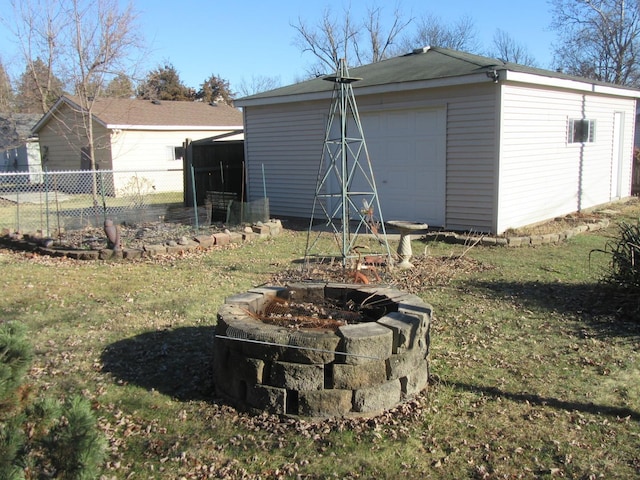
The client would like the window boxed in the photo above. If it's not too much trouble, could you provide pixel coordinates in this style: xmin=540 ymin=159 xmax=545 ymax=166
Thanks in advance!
xmin=568 ymin=119 xmax=596 ymax=143
xmin=168 ymin=146 xmax=184 ymax=161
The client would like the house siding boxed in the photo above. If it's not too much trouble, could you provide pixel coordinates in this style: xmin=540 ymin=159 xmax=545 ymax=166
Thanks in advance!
xmin=110 ymin=129 xmax=230 ymax=194
xmin=243 ymin=83 xmax=500 ymax=232
xmin=498 ymin=84 xmax=636 ymax=232
xmin=443 ymin=84 xmax=499 ymax=232
xmin=244 ymin=103 xmax=326 ymax=218
xmin=37 ymin=100 xmax=238 ymax=195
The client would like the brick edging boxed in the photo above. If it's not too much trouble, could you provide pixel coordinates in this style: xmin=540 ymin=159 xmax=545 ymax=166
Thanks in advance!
xmin=0 ymin=220 xmax=283 ymax=260
xmin=431 ymin=218 xmax=610 ymax=247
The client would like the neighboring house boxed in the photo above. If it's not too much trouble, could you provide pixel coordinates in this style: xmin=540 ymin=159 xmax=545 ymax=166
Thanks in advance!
xmin=0 ymin=113 xmax=43 ymax=182
xmin=32 ymin=95 xmax=243 ymax=195
xmin=236 ymin=47 xmax=640 ymax=234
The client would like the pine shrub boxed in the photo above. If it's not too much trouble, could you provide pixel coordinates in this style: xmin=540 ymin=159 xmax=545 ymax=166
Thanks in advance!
xmin=0 ymin=322 xmax=106 ymax=478
xmin=0 ymin=321 xmax=31 ymax=479
xmin=0 ymin=414 xmax=26 ymax=480
xmin=0 ymin=321 xmax=32 ymax=412
xmin=44 ymin=396 xmax=107 ymax=480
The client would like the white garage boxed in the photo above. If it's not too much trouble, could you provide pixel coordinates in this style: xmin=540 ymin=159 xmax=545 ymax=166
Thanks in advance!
xmin=360 ymin=107 xmax=446 ymax=226
xmin=237 ymin=47 xmax=638 ymax=234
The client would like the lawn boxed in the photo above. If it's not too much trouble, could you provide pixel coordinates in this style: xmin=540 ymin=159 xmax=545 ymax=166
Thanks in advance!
xmin=1 ymin=202 xmax=639 ymax=479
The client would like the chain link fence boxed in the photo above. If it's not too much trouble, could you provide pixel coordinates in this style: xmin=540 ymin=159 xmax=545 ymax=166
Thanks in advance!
xmin=0 ymin=168 xmax=269 ymax=237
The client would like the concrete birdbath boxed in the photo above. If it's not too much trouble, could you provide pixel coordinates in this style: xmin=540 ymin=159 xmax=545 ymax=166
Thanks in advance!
xmin=387 ymin=221 xmax=429 ymax=269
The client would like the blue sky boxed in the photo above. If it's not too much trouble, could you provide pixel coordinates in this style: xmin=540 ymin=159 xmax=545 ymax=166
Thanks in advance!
xmin=0 ymin=0 xmax=556 ymax=94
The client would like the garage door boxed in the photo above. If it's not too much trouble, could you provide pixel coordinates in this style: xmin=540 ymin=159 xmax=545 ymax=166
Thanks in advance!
xmin=358 ymin=107 xmax=446 ymax=226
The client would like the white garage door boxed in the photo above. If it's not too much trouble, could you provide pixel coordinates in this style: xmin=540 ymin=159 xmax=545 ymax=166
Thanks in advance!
xmin=359 ymin=107 xmax=446 ymax=226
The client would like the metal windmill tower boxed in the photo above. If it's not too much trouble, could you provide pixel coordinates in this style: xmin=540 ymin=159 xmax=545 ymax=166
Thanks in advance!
xmin=304 ymin=59 xmax=392 ymax=267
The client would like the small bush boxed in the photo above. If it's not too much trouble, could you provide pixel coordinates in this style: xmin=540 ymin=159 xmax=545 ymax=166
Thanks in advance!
xmin=43 ymin=396 xmax=107 ymax=480
xmin=598 ymin=219 xmax=640 ymax=319
xmin=0 ymin=414 xmax=26 ymax=480
xmin=0 ymin=323 xmax=106 ymax=478
xmin=0 ymin=322 xmax=32 ymax=412
xmin=602 ymin=220 xmax=640 ymax=288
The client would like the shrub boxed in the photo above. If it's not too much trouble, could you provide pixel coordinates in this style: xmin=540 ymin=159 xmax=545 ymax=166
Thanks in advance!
xmin=43 ymin=396 xmax=107 ymax=480
xmin=0 ymin=322 xmax=106 ymax=478
xmin=0 ymin=322 xmax=32 ymax=412
xmin=597 ymin=219 xmax=640 ymax=319
xmin=602 ymin=220 xmax=640 ymax=288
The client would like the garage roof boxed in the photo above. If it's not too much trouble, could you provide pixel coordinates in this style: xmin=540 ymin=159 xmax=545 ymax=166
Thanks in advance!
xmin=237 ymin=46 xmax=640 ymax=106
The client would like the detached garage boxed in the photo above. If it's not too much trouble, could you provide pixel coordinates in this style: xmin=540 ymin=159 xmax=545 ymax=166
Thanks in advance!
xmin=236 ymin=47 xmax=639 ymax=234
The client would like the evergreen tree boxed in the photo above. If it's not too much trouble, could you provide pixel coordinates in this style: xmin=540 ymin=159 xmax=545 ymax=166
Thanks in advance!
xmin=0 ymin=322 xmax=32 ymax=411
xmin=105 ymin=73 xmax=134 ymax=98
xmin=44 ymin=396 xmax=106 ymax=480
xmin=137 ymin=63 xmax=195 ymax=101
xmin=197 ymin=74 xmax=234 ymax=105
xmin=0 ymin=321 xmax=31 ymax=479
xmin=0 ymin=61 xmax=14 ymax=112
xmin=0 ymin=322 xmax=106 ymax=478
xmin=15 ymin=58 xmax=64 ymax=114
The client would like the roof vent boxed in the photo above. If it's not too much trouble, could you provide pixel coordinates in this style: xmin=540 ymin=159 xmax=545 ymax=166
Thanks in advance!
xmin=209 ymin=101 xmax=218 ymax=107
xmin=151 ymin=99 xmax=161 ymax=105
xmin=413 ymin=46 xmax=431 ymax=54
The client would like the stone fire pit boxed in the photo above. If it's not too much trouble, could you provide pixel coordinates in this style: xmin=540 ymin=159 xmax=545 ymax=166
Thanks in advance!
xmin=213 ymin=283 xmax=431 ymax=417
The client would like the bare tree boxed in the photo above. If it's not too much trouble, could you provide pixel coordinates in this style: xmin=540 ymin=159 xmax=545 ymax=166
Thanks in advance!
xmin=7 ymin=0 xmax=67 ymax=114
xmin=488 ymin=29 xmax=537 ymax=66
xmin=550 ymin=0 xmax=640 ymax=86
xmin=355 ymin=5 xmax=413 ymax=64
xmin=291 ymin=3 xmax=412 ymax=76
xmin=400 ymin=13 xmax=480 ymax=53
xmin=6 ymin=0 xmax=143 ymax=207
xmin=292 ymin=6 xmax=358 ymax=76
xmin=236 ymin=75 xmax=282 ymax=97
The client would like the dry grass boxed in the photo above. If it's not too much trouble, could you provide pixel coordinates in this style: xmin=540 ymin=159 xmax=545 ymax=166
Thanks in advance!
xmin=1 ymin=205 xmax=640 ymax=479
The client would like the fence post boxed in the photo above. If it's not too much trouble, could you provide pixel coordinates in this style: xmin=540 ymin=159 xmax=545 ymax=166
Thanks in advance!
xmin=99 ymin=170 xmax=107 ymax=223
xmin=45 ymin=168 xmax=50 ymax=237
xmin=15 ymin=188 xmax=19 ymax=233
xmin=190 ymin=163 xmax=199 ymax=231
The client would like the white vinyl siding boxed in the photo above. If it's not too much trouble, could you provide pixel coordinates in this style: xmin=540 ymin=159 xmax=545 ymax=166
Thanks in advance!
xmin=39 ymin=99 xmax=237 ymax=195
xmin=445 ymin=84 xmax=499 ymax=232
xmin=110 ymin=129 xmax=229 ymax=193
xmin=244 ymin=103 xmax=326 ymax=218
xmin=243 ymin=83 xmax=499 ymax=232
xmin=498 ymin=84 xmax=636 ymax=233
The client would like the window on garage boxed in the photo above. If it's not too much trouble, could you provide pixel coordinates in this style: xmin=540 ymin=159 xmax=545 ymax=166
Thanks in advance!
xmin=568 ymin=118 xmax=596 ymax=143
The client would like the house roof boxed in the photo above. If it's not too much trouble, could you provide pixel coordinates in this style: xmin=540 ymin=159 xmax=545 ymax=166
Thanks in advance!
xmin=0 ymin=113 xmax=41 ymax=150
xmin=237 ymin=46 xmax=640 ymax=106
xmin=33 ymin=95 xmax=243 ymax=133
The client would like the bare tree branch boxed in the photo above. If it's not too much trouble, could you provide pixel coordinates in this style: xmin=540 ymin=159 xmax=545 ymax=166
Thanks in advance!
xmin=400 ymin=13 xmax=480 ymax=53
xmin=488 ymin=29 xmax=537 ymax=66
xmin=291 ymin=3 xmax=412 ymax=76
xmin=550 ymin=0 xmax=640 ymax=86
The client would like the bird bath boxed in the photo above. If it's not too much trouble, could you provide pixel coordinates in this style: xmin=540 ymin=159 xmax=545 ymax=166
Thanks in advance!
xmin=387 ymin=221 xmax=429 ymax=269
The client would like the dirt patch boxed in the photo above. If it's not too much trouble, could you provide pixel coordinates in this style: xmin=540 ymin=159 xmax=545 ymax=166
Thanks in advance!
xmin=38 ymin=222 xmax=225 ymax=250
xmin=270 ymin=254 xmax=492 ymax=294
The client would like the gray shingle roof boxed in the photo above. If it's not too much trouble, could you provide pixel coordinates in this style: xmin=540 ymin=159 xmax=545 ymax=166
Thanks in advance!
xmin=0 ymin=113 xmax=41 ymax=150
xmin=237 ymin=46 xmax=639 ymax=104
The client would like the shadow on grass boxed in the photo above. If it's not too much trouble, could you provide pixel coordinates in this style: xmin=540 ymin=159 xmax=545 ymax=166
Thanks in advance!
xmin=468 ymin=279 xmax=640 ymax=340
xmin=101 ymin=326 xmax=217 ymax=401
xmin=451 ymin=381 xmax=640 ymax=421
